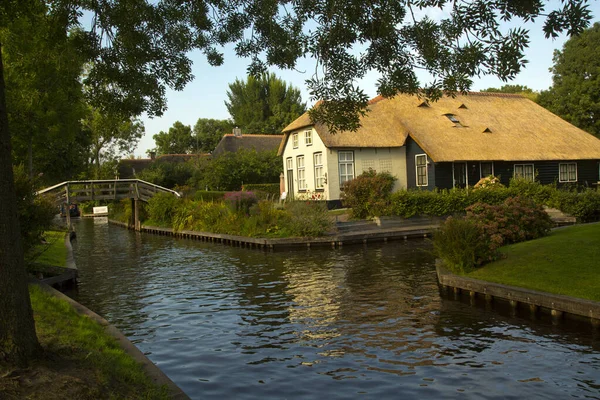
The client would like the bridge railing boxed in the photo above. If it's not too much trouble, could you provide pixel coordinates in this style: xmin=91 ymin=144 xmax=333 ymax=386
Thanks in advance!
xmin=37 ymin=179 xmax=181 ymax=204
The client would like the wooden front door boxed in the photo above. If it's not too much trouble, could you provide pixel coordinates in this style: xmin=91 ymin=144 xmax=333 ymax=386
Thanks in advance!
xmin=453 ymin=162 xmax=467 ymax=188
xmin=286 ymin=158 xmax=294 ymax=199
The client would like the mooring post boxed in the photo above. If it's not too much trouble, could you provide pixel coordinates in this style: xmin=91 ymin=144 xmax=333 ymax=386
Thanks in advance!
xmin=134 ymin=198 xmax=140 ymax=231
xmin=65 ymin=183 xmax=71 ymax=231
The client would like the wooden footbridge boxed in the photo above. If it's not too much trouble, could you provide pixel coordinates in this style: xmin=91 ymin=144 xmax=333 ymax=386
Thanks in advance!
xmin=37 ymin=179 xmax=180 ymax=230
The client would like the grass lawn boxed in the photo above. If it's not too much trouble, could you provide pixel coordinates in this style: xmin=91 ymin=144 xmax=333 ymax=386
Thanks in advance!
xmin=29 ymin=230 xmax=68 ymax=266
xmin=468 ymin=223 xmax=600 ymax=302
xmin=0 ymin=235 xmax=170 ymax=399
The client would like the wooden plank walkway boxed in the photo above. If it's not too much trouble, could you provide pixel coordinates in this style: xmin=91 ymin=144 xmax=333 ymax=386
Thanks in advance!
xmin=109 ymin=219 xmax=438 ymax=251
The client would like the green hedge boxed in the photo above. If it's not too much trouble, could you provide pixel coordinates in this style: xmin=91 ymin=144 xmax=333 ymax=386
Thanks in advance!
xmin=389 ymin=180 xmax=600 ymax=222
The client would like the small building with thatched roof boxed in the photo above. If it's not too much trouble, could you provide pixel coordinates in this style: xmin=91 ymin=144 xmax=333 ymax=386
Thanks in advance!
xmin=212 ymin=132 xmax=284 ymax=157
xmin=278 ymin=92 xmax=600 ymax=202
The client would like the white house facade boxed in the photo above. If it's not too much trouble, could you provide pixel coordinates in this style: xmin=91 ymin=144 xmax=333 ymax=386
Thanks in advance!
xmin=280 ymin=126 xmax=408 ymax=202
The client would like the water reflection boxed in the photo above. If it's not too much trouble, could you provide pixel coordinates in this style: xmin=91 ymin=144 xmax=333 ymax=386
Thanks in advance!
xmin=70 ymin=219 xmax=600 ymax=399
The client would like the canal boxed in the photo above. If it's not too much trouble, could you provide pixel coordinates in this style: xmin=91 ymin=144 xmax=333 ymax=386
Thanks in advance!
xmin=69 ymin=218 xmax=600 ymax=399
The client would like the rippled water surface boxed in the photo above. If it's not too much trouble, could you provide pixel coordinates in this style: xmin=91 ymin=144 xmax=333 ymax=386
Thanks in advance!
xmin=70 ymin=219 xmax=600 ymax=399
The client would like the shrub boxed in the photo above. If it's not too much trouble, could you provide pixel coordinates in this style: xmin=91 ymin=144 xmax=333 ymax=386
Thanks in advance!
xmin=146 ymin=192 xmax=180 ymax=225
xmin=433 ymin=217 xmax=491 ymax=274
xmin=282 ymin=201 xmax=333 ymax=237
xmin=243 ymin=183 xmax=280 ymax=199
xmin=13 ymin=165 xmax=57 ymax=256
xmin=193 ymin=190 xmax=227 ymax=202
xmin=466 ymin=196 xmax=553 ymax=254
xmin=341 ymin=170 xmax=396 ymax=219
xmin=548 ymin=188 xmax=600 ymax=222
xmin=224 ymin=191 xmax=258 ymax=214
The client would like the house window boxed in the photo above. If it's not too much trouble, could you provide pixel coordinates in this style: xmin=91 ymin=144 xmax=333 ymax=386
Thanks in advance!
xmin=480 ymin=162 xmax=494 ymax=179
xmin=514 ymin=164 xmax=534 ymax=182
xmin=416 ymin=154 xmax=428 ymax=186
xmin=559 ymin=163 xmax=577 ymax=183
xmin=314 ymin=152 xmax=324 ymax=189
xmin=297 ymin=155 xmax=306 ymax=190
xmin=292 ymin=133 xmax=299 ymax=149
xmin=286 ymin=157 xmax=293 ymax=171
xmin=338 ymin=151 xmax=354 ymax=186
xmin=305 ymin=130 xmax=313 ymax=146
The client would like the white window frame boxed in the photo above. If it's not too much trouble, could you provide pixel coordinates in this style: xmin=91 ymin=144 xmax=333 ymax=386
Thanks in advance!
xmin=338 ymin=151 xmax=355 ymax=187
xmin=416 ymin=154 xmax=428 ymax=187
xmin=480 ymin=162 xmax=494 ymax=179
xmin=292 ymin=133 xmax=299 ymax=149
xmin=559 ymin=162 xmax=577 ymax=183
xmin=305 ymin=130 xmax=313 ymax=146
xmin=314 ymin=152 xmax=325 ymax=189
xmin=286 ymin=157 xmax=293 ymax=171
xmin=297 ymin=155 xmax=306 ymax=190
xmin=514 ymin=164 xmax=534 ymax=182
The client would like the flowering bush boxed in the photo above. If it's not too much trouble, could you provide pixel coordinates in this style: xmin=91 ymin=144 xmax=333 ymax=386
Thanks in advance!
xmin=435 ymin=196 xmax=553 ymax=272
xmin=341 ymin=169 xmax=396 ymax=219
xmin=466 ymin=196 xmax=553 ymax=255
xmin=224 ymin=191 xmax=258 ymax=214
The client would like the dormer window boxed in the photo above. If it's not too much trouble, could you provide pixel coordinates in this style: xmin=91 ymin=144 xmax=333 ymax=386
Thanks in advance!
xmin=445 ymin=114 xmax=460 ymax=123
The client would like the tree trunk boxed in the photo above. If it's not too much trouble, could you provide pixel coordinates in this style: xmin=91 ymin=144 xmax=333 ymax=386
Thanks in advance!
xmin=0 ymin=41 xmax=41 ymax=367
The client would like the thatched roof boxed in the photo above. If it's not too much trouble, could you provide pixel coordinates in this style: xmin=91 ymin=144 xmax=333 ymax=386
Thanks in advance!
xmin=213 ymin=134 xmax=283 ymax=157
xmin=280 ymin=93 xmax=600 ymax=161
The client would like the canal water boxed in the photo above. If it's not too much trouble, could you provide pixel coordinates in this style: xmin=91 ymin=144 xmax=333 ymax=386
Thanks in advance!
xmin=69 ymin=218 xmax=600 ymax=399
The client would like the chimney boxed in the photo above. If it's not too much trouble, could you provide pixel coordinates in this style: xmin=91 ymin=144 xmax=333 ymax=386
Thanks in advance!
xmin=233 ymin=127 xmax=242 ymax=137
xmin=150 ymin=151 xmax=156 ymax=160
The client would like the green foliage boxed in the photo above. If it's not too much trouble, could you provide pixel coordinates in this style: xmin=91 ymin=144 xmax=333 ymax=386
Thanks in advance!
xmin=136 ymin=159 xmax=195 ymax=189
xmin=193 ymin=118 xmax=233 ymax=153
xmin=480 ymin=85 xmax=539 ymax=101
xmin=388 ymin=179 xmax=597 ymax=222
xmin=435 ymin=196 xmax=553 ymax=273
xmin=3 ymin=5 xmax=89 ymax=183
xmin=13 ymin=165 xmax=56 ymax=256
xmin=341 ymin=170 xmax=396 ymax=219
xmin=434 ymin=217 xmax=490 ymax=274
xmin=282 ymin=201 xmax=334 ymax=237
xmin=152 ymin=121 xmax=194 ymax=155
xmin=538 ymin=22 xmax=600 ymax=138
xmin=466 ymin=196 xmax=553 ymax=255
xmin=225 ymin=73 xmax=306 ymax=134
xmin=223 ymin=191 xmax=258 ymax=214
xmin=193 ymin=190 xmax=227 ymax=202
xmin=190 ymin=149 xmax=282 ymax=191
xmin=548 ymin=188 xmax=600 ymax=222
xmin=146 ymin=192 xmax=179 ymax=225
xmin=29 ymin=285 xmax=170 ymax=399
xmin=242 ymin=183 xmax=280 ymax=198
xmin=82 ymin=107 xmax=144 ymax=179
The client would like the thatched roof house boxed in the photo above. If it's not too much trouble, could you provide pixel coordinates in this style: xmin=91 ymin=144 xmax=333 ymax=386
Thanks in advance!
xmin=212 ymin=133 xmax=284 ymax=157
xmin=279 ymin=92 xmax=600 ymax=202
xmin=118 ymin=153 xmax=206 ymax=179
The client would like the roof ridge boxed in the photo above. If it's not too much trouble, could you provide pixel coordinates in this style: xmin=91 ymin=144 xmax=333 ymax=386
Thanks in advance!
xmin=466 ymin=91 xmax=525 ymax=98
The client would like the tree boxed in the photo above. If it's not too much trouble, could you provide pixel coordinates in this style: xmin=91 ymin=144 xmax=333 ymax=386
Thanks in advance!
xmin=481 ymin=84 xmax=539 ymax=102
xmin=538 ymin=22 xmax=600 ymax=138
xmin=152 ymin=121 xmax=194 ymax=155
xmin=0 ymin=0 xmax=593 ymax=367
xmin=2 ymin=3 xmax=89 ymax=183
xmin=83 ymin=108 xmax=145 ymax=179
xmin=225 ymin=73 xmax=306 ymax=134
xmin=193 ymin=118 xmax=233 ymax=153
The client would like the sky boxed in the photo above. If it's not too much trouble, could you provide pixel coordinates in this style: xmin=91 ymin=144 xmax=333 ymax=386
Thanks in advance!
xmin=134 ymin=1 xmax=600 ymax=157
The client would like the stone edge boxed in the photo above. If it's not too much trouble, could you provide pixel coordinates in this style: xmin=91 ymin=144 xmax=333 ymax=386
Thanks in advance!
xmin=436 ymin=263 xmax=600 ymax=323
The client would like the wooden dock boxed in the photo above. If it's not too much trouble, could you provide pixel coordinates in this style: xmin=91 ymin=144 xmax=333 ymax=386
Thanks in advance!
xmin=109 ymin=219 xmax=438 ymax=251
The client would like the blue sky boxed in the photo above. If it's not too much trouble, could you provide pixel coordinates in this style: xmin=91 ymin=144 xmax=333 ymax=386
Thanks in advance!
xmin=135 ymin=1 xmax=600 ymax=156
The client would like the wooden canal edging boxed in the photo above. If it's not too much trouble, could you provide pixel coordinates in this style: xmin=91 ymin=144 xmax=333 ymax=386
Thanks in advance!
xmin=436 ymin=263 xmax=600 ymax=327
xmin=108 ymin=219 xmax=437 ymax=250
